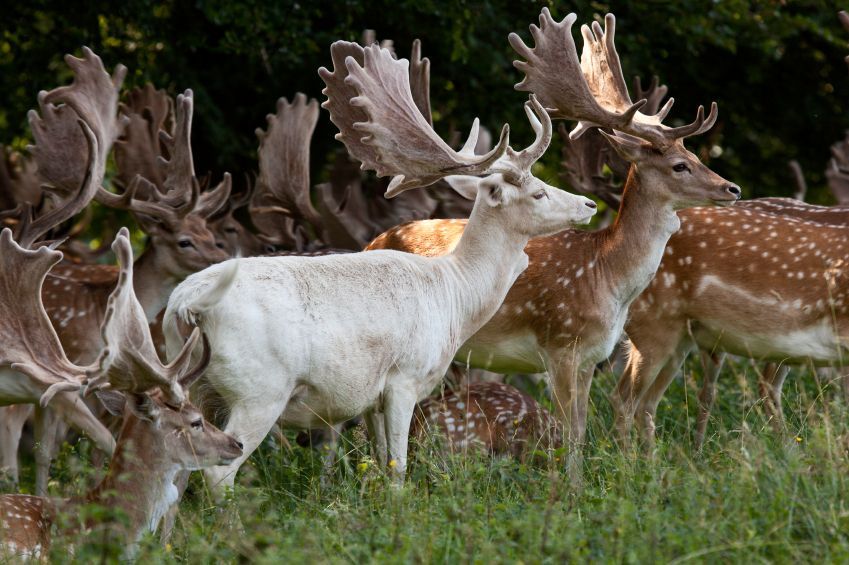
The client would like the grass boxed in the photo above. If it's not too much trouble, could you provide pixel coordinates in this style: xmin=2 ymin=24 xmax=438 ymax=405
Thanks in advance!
xmin=11 ymin=356 xmax=849 ymax=563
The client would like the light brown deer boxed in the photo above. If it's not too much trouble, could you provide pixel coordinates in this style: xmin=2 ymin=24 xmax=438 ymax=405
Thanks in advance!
xmin=0 ymin=228 xmax=242 ymax=560
xmin=613 ymin=199 xmax=849 ymax=448
xmin=410 ymin=382 xmax=561 ymax=458
xmin=0 ymin=47 xmax=128 ymax=486
xmin=366 ymin=10 xmax=739 ymax=473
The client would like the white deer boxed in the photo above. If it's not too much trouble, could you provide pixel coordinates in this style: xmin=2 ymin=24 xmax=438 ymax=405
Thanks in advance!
xmin=163 ymin=42 xmax=596 ymax=494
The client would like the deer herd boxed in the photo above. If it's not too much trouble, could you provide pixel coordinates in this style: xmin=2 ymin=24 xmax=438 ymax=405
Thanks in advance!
xmin=0 ymin=7 xmax=847 ymax=559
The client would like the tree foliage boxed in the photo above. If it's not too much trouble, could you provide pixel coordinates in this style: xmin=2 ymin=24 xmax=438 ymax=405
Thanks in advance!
xmin=2 ymin=0 xmax=849 ymax=201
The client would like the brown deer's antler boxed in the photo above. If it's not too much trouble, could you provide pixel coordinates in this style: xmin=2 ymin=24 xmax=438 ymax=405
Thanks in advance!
xmin=319 ymin=42 xmax=516 ymax=196
xmin=827 ymin=131 xmax=849 ymax=204
xmin=86 ymin=228 xmax=206 ymax=405
xmin=0 ymin=228 xmax=97 ymax=402
xmin=21 ymin=47 xmax=127 ymax=247
xmin=113 ymin=83 xmax=174 ymax=190
xmin=250 ymin=93 xmax=323 ymax=246
xmin=99 ymin=90 xmax=231 ymax=223
xmin=510 ymin=10 xmax=716 ymax=149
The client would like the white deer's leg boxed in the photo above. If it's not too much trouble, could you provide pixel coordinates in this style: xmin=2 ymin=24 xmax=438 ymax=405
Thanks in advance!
xmin=382 ymin=385 xmax=418 ymax=482
xmin=203 ymin=395 xmax=290 ymax=501
xmin=0 ymin=405 xmax=32 ymax=485
xmin=320 ymin=423 xmax=343 ymax=480
xmin=695 ymin=351 xmax=726 ymax=451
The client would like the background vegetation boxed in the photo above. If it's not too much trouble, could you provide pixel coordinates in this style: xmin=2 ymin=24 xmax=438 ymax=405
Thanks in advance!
xmin=3 ymin=1 xmax=849 ymax=203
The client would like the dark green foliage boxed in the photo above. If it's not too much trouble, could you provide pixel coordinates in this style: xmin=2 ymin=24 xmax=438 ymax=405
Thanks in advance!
xmin=2 ymin=1 xmax=849 ymax=203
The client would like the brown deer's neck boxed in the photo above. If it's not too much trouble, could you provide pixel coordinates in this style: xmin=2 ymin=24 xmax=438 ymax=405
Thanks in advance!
xmin=598 ymin=167 xmax=680 ymax=303
xmin=132 ymin=246 xmax=181 ymax=321
xmin=82 ymin=413 xmax=178 ymax=544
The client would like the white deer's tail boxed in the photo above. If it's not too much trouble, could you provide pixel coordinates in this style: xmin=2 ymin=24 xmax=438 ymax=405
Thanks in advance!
xmin=163 ymin=260 xmax=239 ymax=357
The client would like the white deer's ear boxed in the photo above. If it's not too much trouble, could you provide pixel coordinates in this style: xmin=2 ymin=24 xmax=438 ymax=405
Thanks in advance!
xmin=482 ymin=182 xmax=513 ymax=208
xmin=444 ymin=175 xmax=480 ymax=200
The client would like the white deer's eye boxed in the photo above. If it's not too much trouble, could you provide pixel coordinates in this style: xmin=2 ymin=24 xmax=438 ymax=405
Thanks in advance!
xmin=533 ymin=190 xmax=547 ymax=200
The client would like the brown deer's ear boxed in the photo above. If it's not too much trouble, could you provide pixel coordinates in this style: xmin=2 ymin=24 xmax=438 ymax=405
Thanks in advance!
xmin=599 ymin=130 xmax=652 ymax=163
xmin=95 ymin=389 xmax=126 ymax=416
xmin=127 ymin=392 xmax=161 ymax=423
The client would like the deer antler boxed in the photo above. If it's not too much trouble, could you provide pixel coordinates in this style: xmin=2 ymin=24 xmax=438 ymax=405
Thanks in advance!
xmin=250 ymin=93 xmax=323 ymax=245
xmin=827 ymin=131 xmax=849 ymax=204
xmin=0 ymin=228 xmax=97 ymax=403
xmin=21 ymin=47 xmax=126 ymax=247
xmin=113 ymin=83 xmax=174 ymax=190
xmin=319 ymin=42 xmax=518 ymax=196
xmin=100 ymin=90 xmax=230 ymax=223
xmin=86 ymin=228 xmax=208 ymax=405
xmin=559 ymin=124 xmax=622 ymax=208
xmin=632 ymin=75 xmax=669 ymax=117
xmin=510 ymin=10 xmax=716 ymax=149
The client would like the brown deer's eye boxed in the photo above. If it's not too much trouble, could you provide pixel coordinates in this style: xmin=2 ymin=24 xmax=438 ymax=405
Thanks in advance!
xmin=191 ymin=419 xmax=204 ymax=430
xmin=178 ymin=239 xmax=194 ymax=248
xmin=672 ymin=163 xmax=689 ymax=173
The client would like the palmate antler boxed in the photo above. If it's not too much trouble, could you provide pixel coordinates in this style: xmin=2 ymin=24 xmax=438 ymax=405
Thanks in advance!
xmin=250 ymin=93 xmax=323 ymax=248
xmin=19 ymin=47 xmax=127 ymax=247
xmin=99 ymin=90 xmax=231 ymax=224
xmin=320 ymin=42 xmax=552 ymax=196
xmin=86 ymin=228 xmax=207 ymax=405
xmin=509 ymin=10 xmax=716 ymax=149
xmin=113 ymin=83 xmax=174 ymax=191
xmin=0 ymin=227 xmax=208 ymax=407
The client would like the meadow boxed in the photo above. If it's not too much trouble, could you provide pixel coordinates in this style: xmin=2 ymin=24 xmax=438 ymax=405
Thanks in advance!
xmin=10 ymin=356 xmax=849 ymax=563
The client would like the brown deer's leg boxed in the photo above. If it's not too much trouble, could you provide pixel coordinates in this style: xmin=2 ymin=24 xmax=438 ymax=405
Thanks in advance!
xmin=759 ymin=362 xmax=789 ymax=430
xmin=635 ymin=339 xmax=692 ymax=449
xmin=0 ymin=405 xmax=32 ymax=486
xmin=695 ymin=351 xmax=726 ymax=451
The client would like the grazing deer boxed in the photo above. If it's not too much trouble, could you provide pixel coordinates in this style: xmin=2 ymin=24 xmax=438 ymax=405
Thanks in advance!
xmin=0 ymin=70 xmax=229 ymax=492
xmin=0 ymin=228 xmax=242 ymax=560
xmin=410 ymin=382 xmax=561 ymax=458
xmin=0 ymin=47 xmax=127 ymax=488
xmin=162 ymin=40 xmax=595 ymax=496
xmin=366 ymin=10 xmax=739 ymax=473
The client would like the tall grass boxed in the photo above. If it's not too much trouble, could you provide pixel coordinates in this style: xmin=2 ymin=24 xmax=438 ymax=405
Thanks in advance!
xmin=10 ymin=356 xmax=849 ymax=563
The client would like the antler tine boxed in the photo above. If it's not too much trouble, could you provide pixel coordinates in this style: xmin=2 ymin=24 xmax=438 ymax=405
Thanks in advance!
xmin=114 ymin=83 xmax=174 ymax=190
xmin=320 ymin=42 xmax=511 ymax=197
xmin=86 ymin=228 xmax=206 ymax=405
xmin=632 ymin=75 xmax=671 ymax=118
xmin=409 ymin=39 xmax=432 ymax=125
xmin=511 ymin=10 xmax=717 ymax=149
xmin=195 ymin=173 xmax=232 ymax=219
xmin=158 ymin=89 xmax=196 ymax=203
xmin=0 ymin=228 xmax=97 ymax=405
xmin=251 ymin=93 xmax=323 ymax=237
xmin=507 ymin=95 xmax=553 ymax=170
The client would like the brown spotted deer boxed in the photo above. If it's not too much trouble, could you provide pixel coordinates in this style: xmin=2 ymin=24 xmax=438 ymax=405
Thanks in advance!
xmin=612 ymin=196 xmax=849 ymax=448
xmin=410 ymin=382 xmax=561 ymax=458
xmin=366 ymin=10 xmax=739 ymax=474
xmin=162 ymin=39 xmax=596 ymax=497
xmin=0 ymin=80 xmax=229 ymax=492
xmin=0 ymin=228 xmax=242 ymax=560
xmin=0 ymin=47 xmax=129 ymax=486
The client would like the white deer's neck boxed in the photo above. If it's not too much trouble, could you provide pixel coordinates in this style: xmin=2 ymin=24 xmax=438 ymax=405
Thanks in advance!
xmin=600 ymin=170 xmax=680 ymax=305
xmin=448 ymin=199 xmax=530 ymax=336
xmin=133 ymin=247 xmax=181 ymax=322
